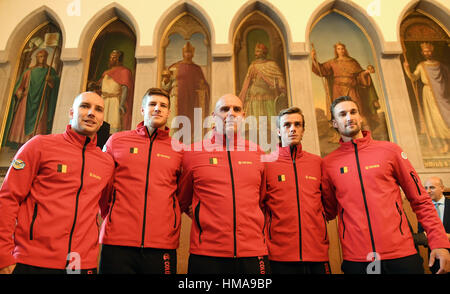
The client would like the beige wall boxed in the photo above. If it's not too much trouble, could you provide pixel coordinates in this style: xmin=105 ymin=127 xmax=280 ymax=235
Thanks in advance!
xmin=0 ymin=0 xmax=449 ymax=273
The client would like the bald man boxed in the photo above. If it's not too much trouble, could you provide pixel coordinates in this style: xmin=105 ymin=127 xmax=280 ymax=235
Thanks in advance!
xmin=178 ymin=94 xmax=269 ymax=274
xmin=0 ymin=92 xmax=114 ymax=274
xmin=419 ymin=177 xmax=450 ymax=273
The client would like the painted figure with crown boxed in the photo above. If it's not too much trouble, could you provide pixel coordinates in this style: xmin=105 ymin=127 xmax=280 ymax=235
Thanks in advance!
xmin=239 ymin=43 xmax=287 ymax=121
xmin=403 ymin=42 xmax=450 ymax=154
xmin=165 ymin=41 xmax=210 ymax=131
xmin=311 ymin=42 xmax=381 ymax=131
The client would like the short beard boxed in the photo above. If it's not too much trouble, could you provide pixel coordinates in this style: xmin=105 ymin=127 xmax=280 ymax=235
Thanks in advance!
xmin=342 ymin=125 xmax=361 ymax=138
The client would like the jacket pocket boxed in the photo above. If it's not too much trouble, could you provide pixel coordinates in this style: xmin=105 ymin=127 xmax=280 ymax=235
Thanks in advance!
xmin=109 ymin=189 xmax=117 ymax=222
xmin=29 ymin=203 xmax=38 ymax=240
xmin=395 ymin=202 xmax=404 ymax=235
xmin=340 ymin=208 xmax=346 ymax=240
xmin=194 ymin=201 xmax=202 ymax=243
xmin=410 ymin=172 xmax=421 ymax=195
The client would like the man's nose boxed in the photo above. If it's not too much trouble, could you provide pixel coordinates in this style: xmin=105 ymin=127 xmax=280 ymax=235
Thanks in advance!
xmin=289 ymin=125 xmax=296 ymax=133
xmin=87 ymin=108 xmax=95 ymax=117
xmin=227 ymin=109 xmax=236 ymax=117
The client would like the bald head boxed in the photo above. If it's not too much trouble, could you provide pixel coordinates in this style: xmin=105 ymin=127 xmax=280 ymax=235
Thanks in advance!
xmin=213 ymin=94 xmax=245 ymax=135
xmin=214 ymin=94 xmax=243 ymax=111
xmin=424 ymin=177 xmax=445 ymax=202
xmin=70 ymin=92 xmax=105 ymax=139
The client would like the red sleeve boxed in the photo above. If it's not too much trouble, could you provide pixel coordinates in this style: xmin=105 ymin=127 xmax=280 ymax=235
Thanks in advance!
xmin=259 ymin=154 xmax=267 ymax=211
xmin=177 ymin=152 xmax=194 ymax=215
xmin=98 ymin=136 xmax=115 ymax=219
xmin=0 ymin=136 xmax=42 ymax=268
xmin=391 ymin=145 xmax=450 ymax=250
xmin=321 ymin=161 xmax=338 ymax=221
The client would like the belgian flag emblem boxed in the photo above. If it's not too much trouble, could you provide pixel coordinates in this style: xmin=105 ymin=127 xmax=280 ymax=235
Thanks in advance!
xmin=57 ymin=164 xmax=67 ymax=173
xmin=130 ymin=147 xmax=138 ymax=154
xmin=340 ymin=166 xmax=348 ymax=174
xmin=209 ymin=157 xmax=218 ymax=165
xmin=278 ymin=174 xmax=286 ymax=182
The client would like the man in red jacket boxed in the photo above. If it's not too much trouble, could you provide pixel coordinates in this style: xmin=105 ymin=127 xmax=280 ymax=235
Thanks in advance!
xmin=98 ymin=88 xmax=183 ymax=274
xmin=0 ymin=92 xmax=114 ymax=274
xmin=321 ymin=95 xmax=450 ymax=274
xmin=178 ymin=94 xmax=269 ymax=274
xmin=263 ymin=107 xmax=330 ymax=274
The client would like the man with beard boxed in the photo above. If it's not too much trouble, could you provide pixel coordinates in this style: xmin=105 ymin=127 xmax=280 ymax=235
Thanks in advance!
xmin=164 ymin=41 xmax=210 ymax=139
xmin=403 ymin=42 xmax=450 ymax=153
xmin=321 ymin=96 xmax=450 ymax=274
xmin=311 ymin=42 xmax=381 ymax=130
xmin=239 ymin=43 xmax=287 ymax=120
xmin=98 ymin=50 xmax=134 ymax=133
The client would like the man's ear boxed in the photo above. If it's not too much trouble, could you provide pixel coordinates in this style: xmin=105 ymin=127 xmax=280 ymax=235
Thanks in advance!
xmin=69 ymin=108 xmax=74 ymax=120
xmin=277 ymin=128 xmax=281 ymax=137
xmin=332 ymin=119 xmax=337 ymax=129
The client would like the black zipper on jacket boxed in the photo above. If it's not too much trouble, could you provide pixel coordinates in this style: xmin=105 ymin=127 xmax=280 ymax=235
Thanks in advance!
xmin=66 ymin=137 xmax=89 ymax=267
xmin=395 ymin=202 xmax=404 ymax=235
xmin=352 ymin=141 xmax=376 ymax=257
xmin=141 ymin=128 xmax=158 ymax=249
xmin=226 ymin=138 xmax=237 ymax=258
xmin=267 ymin=210 xmax=272 ymax=240
xmin=410 ymin=172 xmax=421 ymax=195
xmin=322 ymin=212 xmax=328 ymax=241
xmin=172 ymin=196 xmax=177 ymax=228
xmin=341 ymin=208 xmax=346 ymax=239
xmin=290 ymin=145 xmax=302 ymax=261
xmin=29 ymin=203 xmax=38 ymax=240
xmin=109 ymin=189 xmax=117 ymax=222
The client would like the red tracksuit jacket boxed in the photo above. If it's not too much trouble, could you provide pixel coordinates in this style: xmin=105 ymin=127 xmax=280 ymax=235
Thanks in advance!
xmin=178 ymin=132 xmax=267 ymax=258
xmin=321 ymin=131 xmax=450 ymax=262
xmin=264 ymin=144 xmax=329 ymax=262
xmin=0 ymin=125 xmax=114 ymax=269
xmin=100 ymin=123 xmax=183 ymax=249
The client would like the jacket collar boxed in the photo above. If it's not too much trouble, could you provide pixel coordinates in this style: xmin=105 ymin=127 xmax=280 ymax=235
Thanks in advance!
xmin=135 ymin=121 xmax=169 ymax=140
xmin=63 ymin=125 xmax=97 ymax=149
xmin=278 ymin=143 xmax=304 ymax=160
xmin=338 ymin=130 xmax=372 ymax=151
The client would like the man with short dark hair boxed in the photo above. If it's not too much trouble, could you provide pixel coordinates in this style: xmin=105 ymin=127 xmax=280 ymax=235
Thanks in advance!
xmin=99 ymin=88 xmax=183 ymax=274
xmin=263 ymin=106 xmax=330 ymax=274
xmin=0 ymin=92 xmax=114 ymax=274
xmin=321 ymin=96 xmax=450 ymax=274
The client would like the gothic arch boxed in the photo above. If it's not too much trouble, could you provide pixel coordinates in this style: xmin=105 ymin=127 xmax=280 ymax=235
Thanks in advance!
xmin=78 ymin=2 xmax=139 ymax=62
xmin=229 ymin=0 xmax=292 ymax=54
xmin=1 ymin=5 xmax=65 ymax=63
xmin=306 ymin=0 xmax=386 ymax=55
xmin=153 ymin=0 xmax=215 ymax=57
xmin=399 ymin=0 xmax=449 ymax=36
